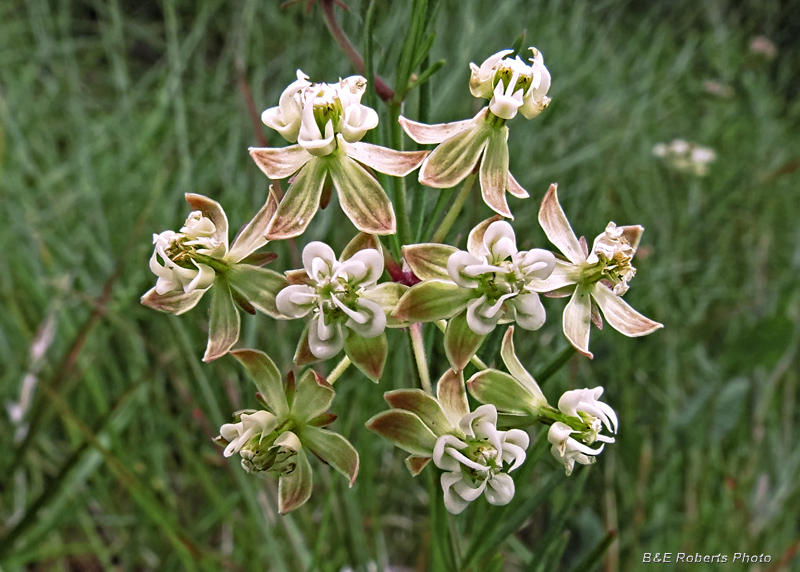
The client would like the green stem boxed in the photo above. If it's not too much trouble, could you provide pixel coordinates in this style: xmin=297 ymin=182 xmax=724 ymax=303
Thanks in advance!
xmin=327 ymin=356 xmax=351 ymax=385
xmin=533 ymin=345 xmax=577 ymax=385
xmin=389 ymin=102 xmax=411 ymax=248
xmin=434 ymin=319 xmax=488 ymax=371
xmin=409 ymin=323 xmax=432 ymax=394
xmin=431 ymin=174 xmax=475 ymax=243
xmin=193 ymin=254 xmax=229 ymax=274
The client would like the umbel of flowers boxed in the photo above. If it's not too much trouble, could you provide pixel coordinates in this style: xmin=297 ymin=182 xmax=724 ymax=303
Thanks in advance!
xmin=140 ymin=44 xmax=663 ymax=516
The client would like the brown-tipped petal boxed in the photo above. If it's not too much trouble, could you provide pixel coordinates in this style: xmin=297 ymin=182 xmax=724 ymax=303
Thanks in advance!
xmin=620 ymin=224 xmax=645 ymax=253
xmin=185 ymin=193 xmax=229 ymax=252
xmin=293 ymin=323 xmax=321 ymax=366
xmin=419 ymin=122 xmax=490 ymax=189
xmin=402 ymin=243 xmax=458 ymax=281
xmin=249 ymin=145 xmax=313 ymax=180
xmin=277 ymin=449 xmax=313 ymax=514
xmin=405 ymin=455 xmax=432 ymax=476
xmin=286 ymin=268 xmax=313 ymax=286
xmin=365 ymin=410 xmax=438 ymax=456
xmin=328 ymin=155 xmax=396 ymax=235
xmin=299 ymin=426 xmax=359 ymax=486
xmin=384 ymin=389 xmax=452 ymax=437
xmin=591 ymin=284 xmax=664 ymax=337
xmin=265 ymin=158 xmax=327 ymax=240
xmin=398 ymin=109 xmax=485 ymax=144
xmin=467 ymin=215 xmax=504 ymax=256
xmin=341 ymin=137 xmax=428 ymax=177
xmin=538 ymin=184 xmax=586 ymax=265
xmin=479 ymin=127 xmax=513 ymax=219
xmin=344 ymin=332 xmax=388 ymax=383
xmin=392 ymin=280 xmax=473 ymax=323
xmin=340 ymin=232 xmax=383 ymax=261
xmin=436 ymin=369 xmax=469 ymax=428
xmin=527 ymin=259 xmax=580 ymax=294
xmin=140 ymin=286 xmax=206 ymax=316
xmin=292 ymin=369 xmax=335 ymax=422
xmin=466 ymin=369 xmax=542 ymax=415
xmin=444 ymin=311 xmax=486 ymax=372
xmin=563 ymin=286 xmax=593 ymax=359
xmin=227 ymin=264 xmax=288 ymax=319
xmin=507 ymin=171 xmax=529 ymax=199
xmin=230 ymin=349 xmax=289 ymax=417
xmin=228 ymin=187 xmax=279 ymax=262
xmin=203 ymin=280 xmax=240 ymax=362
xmin=500 ymin=327 xmax=547 ymax=405
xmin=361 ymin=282 xmax=409 ymax=328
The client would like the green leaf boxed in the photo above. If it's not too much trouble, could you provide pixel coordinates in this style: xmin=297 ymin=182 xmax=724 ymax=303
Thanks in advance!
xmin=365 ymin=410 xmax=438 ymax=456
xmin=292 ymin=369 xmax=335 ymax=423
xmin=227 ymin=264 xmax=288 ymax=318
xmin=393 ymin=280 xmax=473 ymax=322
xmin=344 ymin=332 xmax=388 ymax=382
xmin=299 ymin=426 xmax=359 ymax=486
xmin=384 ymin=389 xmax=452 ymax=436
xmin=444 ymin=311 xmax=486 ymax=372
xmin=467 ymin=369 xmax=541 ymax=415
xmin=402 ymin=243 xmax=457 ymax=281
xmin=277 ymin=448 xmax=313 ymax=515
xmin=203 ymin=279 xmax=240 ymax=362
xmin=231 ymin=349 xmax=289 ymax=417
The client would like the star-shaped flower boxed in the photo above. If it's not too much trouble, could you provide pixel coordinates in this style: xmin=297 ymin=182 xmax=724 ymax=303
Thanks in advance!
xmin=250 ymin=72 xmax=427 ymax=239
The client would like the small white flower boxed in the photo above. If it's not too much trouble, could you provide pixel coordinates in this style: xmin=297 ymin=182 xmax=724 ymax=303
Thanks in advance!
xmin=652 ymin=139 xmax=716 ymax=177
xmin=433 ymin=404 xmax=529 ymax=514
xmin=558 ymin=387 xmax=617 ymax=445
xmin=276 ymin=241 xmax=386 ymax=359
xmin=261 ymin=70 xmax=312 ymax=143
xmin=446 ymin=220 xmax=555 ymax=335
xmin=219 ymin=410 xmax=279 ymax=458
xmin=548 ymin=421 xmax=605 ymax=476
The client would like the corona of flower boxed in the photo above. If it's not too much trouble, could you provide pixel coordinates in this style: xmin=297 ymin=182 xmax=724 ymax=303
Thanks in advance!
xmin=399 ymin=47 xmax=551 ymax=218
xmin=530 ymin=184 xmax=662 ymax=358
xmin=251 ymin=72 xmax=426 ymax=239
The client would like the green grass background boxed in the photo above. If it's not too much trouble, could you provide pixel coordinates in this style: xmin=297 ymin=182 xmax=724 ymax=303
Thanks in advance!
xmin=1 ymin=0 xmax=798 ymax=570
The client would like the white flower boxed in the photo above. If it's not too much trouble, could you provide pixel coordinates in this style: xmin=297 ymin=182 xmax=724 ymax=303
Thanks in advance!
xmin=276 ymin=241 xmax=386 ymax=359
xmin=261 ymin=70 xmax=312 ymax=143
xmin=446 ymin=220 xmax=555 ymax=335
xmin=558 ymin=387 xmax=617 ymax=445
xmin=219 ymin=410 xmax=279 ymax=458
xmin=469 ymin=47 xmax=551 ymax=120
xmin=433 ymin=404 xmax=529 ymax=514
xmin=652 ymin=139 xmax=716 ymax=177
xmin=548 ymin=422 xmax=605 ymax=476
xmin=148 ymin=210 xmax=224 ymax=297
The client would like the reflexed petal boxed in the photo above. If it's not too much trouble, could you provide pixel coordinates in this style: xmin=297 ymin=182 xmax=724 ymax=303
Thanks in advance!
xmin=249 ymin=145 xmax=313 ymax=180
xmin=402 ymin=243 xmax=457 ymax=281
xmin=342 ymin=249 xmax=384 ymax=287
xmin=591 ymin=284 xmax=663 ymax=337
xmin=302 ymin=241 xmax=337 ymax=280
xmin=227 ymin=186 xmax=279 ymax=262
xmin=277 ymin=448 xmax=313 ymax=514
xmin=441 ymin=472 xmax=471 ymax=514
xmin=485 ymin=473 xmax=515 ymax=505
xmin=385 ymin=389 xmax=452 ymax=437
xmin=538 ymin=184 xmax=586 ymax=265
xmin=479 ymin=127 xmax=512 ymax=218
xmin=619 ymin=224 xmax=644 ymax=253
xmin=328 ymin=154 xmax=396 ymax=235
xmin=436 ymin=369 xmax=469 ymax=428
xmin=344 ymin=331 xmax=387 ymax=382
xmin=203 ymin=279 xmax=240 ymax=362
xmin=563 ymin=286 xmax=593 ymax=358
xmin=527 ymin=259 xmax=580 ymax=293
xmin=140 ymin=286 xmax=207 ymax=315
xmin=228 ymin=264 xmax=288 ymax=318
xmin=405 ymin=455 xmax=431 ymax=476
xmin=399 ymin=109 xmax=486 ymax=144
xmin=499 ymin=326 xmax=547 ymax=406
xmin=393 ymin=280 xmax=474 ymax=323
xmin=467 ymin=369 xmax=542 ymax=415
xmin=366 ymin=409 xmax=439 ymax=456
xmin=307 ymin=314 xmax=346 ymax=360
xmin=276 ymin=284 xmax=317 ymax=319
xmin=419 ymin=120 xmax=491 ymax=188
xmin=299 ymin=426 xmax=359 ymax=486
xmin=467 ymin=215 xmax=504 ymax=256
xmin=507 ymin=171 xmax=529 ymax=199
xmin=510 ymin=292 xmax=546 ymax=331
xmin=230 ymin=349 xmax=289 ymax=417
xmin=265 ymin=158 xmax=328 ymax=240
xmin=444 ymin=311 xmax=486 ymax=372
xmin=340 ymin=138 xmax=427 ymax=177
xmin=447 ymin=251 xmax=485 ymax=288
xmin=185 ymin=194 xmax=229 ymax=252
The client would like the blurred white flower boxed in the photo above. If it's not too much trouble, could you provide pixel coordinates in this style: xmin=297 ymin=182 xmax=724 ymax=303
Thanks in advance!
xmin=433 ymin=404 xmax=529 ymax=514
xmin=652 ymin=139 xmax=716 ymax=176
xmin=749 ymin=36 xmax=778 ymax=60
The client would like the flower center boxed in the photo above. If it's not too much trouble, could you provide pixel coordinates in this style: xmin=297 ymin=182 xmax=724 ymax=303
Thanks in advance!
xmin=493 ymin=61 xmax=533 ymax=95
xmin=310 ymin=86 xmax=343 ymax=134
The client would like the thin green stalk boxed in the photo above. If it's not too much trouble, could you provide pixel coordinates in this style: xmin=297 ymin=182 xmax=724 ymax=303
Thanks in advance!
xmin=534 ymin=345 xmax=577 ymax=384
xmin=327 ymin=356 xmax=351 ymax=385
xmin=434 ymin=320 xmax=488 ymax=370
xmin=409 ymin=323 xmax=432 ymax=394
xmin=419 ymin=187 xmax=453 ymax=242
xmin=389 ymin=102 xmax=411 ymax=248
xmin=431 ymin=174 xmax=475 ymax=243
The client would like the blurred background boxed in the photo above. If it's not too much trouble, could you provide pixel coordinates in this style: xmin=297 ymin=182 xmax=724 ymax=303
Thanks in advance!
xmin=1 ymin=0 xmax=799 ymax=570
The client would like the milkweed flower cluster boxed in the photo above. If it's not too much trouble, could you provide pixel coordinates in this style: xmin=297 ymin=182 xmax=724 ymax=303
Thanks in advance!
xmin=652 ymin=139 xmax=717 ymax=176
xmin=141 ymin=42 xmax=662 ymax=516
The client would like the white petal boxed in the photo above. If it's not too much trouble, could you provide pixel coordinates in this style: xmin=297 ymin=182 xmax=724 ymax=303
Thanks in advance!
xmin=433 ymin=435 xmax=467 ymax=471
xmin=302 ymin=241 xmax=336 ymax=281
xmin=307 ymin=314 xmax=345 ymax=360
xmin=447 ymin=251 xmax=485 ymax=288
xmin=276 ymin=285 xmax=317 ymax=318
xmin=453 ymin=477 xmax=487 ymax=502
xmin=591 ymin=284 xmax=663 ymax=338
xmin=482 ymin=221 xmax=517 ymax=260
xmin=441 ymin=472 xmax=471 ymax=514
xmin=563 ymin=287 xmax=593 ymax=358
xmin=346 ymin=298 xmax=386 ymax=338
xmin=485 ymin=473 xmax=515 ymax=505
xmin=510 ymin=292 xmax=546 ymax=331
xmin=538 ymin=184 xmax=586 ymax=265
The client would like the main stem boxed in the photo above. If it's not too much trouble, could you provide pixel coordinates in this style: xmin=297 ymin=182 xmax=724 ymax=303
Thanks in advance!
xmin=431 ymin=174 xmax=476 ymax=243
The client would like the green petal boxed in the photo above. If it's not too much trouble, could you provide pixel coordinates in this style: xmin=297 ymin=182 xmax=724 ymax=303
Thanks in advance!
xmin=500 ymin=326 xmax=547 ymax=406
xmin=340 ymin=232 xmax=383 ymax=261
xmin=292 ymin=369 xmax=335 ymax=422
xmin=227 ymin=264 xmax=288 ymax=318
xmin=344 ymin=332 xmax=388 ymax=382
xmin=444 ymin=311 xmax=486 ymax=372
xmin=365 ymin=410 xmax=438 ymax=456
xmin=402 ymin=243 xmax=457 ymax=281
xmin=299 ymin=426 xmax=359 ymax=486
xmin=419 ymin=121 xmax=490 ymax=188
xmin=479 ymin=126 xmax=512 ymax=218
xmin=230 ymin=349 xmax=288 ymax=416
xmin=361 ymin=282 xmax=409 ymax=328
xmin=393 ymin=280 xmax=473 ymax=323
xmin=328 ymin=154 xmax=396 ymax=235
xmin=227 ymin=187 xmax=279 ymax=262
xmin=467 ymin=369 xmax=542 ymax=415
xmin=436 ymin=369 xmax=469 ymax=428
xmin=384 ymin=389 xmax=452 ymax=436
xmin=277 ymin=449 xmax=313 ymax=515
xmin=203 ymin=279 xmax=240 ymax=362
xmin=265 ymin=158 xmax=327 ymax=240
